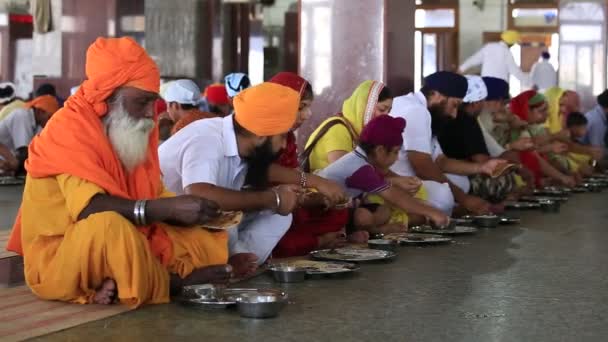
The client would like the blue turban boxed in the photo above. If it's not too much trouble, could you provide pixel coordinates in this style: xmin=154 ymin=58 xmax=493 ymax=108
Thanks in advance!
xmin=423 ymin=71 xmax=468 ymax=98
xmin=482 ymin=77 xmax=510 ymax=101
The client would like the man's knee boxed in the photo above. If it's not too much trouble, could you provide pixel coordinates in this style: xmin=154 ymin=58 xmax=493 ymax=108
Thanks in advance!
xmin=80 ymin=211 xmax=137 ymax=237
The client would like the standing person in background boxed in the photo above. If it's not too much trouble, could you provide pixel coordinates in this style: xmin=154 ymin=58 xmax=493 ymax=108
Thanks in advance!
xmin=0 ymin=82 xmax=25 ymax=121
xmin=530 ymin=52 xmax=557 ymax=92
xmin=459 ymin=30 xmax=529 ymax=85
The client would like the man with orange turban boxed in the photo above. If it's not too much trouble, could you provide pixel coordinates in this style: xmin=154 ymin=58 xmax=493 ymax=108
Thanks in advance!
xmin=159 ymin=82 xmax=346 ymax=275
xmin=5 ymin=37 xmax=235 ymax=307
xmin=0 ymin=94 xmax=58 ymax=174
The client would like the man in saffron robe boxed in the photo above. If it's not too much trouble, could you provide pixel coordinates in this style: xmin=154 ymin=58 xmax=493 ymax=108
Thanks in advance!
xmin=6 ymin=37 xmax=235 ymax=308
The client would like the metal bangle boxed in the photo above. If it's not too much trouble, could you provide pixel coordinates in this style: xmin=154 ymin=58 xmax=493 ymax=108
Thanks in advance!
xmin=139 ymin=200 xmax=148 ymax=226
xmin=271 ymin=188 xmax=281 ymax=212
xmin=300 ymin=171 xmax=307 ymax=188
xmin=133 ymin=200 xmax=142 ymax=226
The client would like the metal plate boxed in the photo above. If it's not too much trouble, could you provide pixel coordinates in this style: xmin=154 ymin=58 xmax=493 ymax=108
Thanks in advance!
xmin=572 ymin=186 xmax=589 ymax=193
xmin=178 ymin=285 xmax=286 ymax=309
xmin=410 ymin=225 xmax=478 ymax=235
xmin=383 ymin=232 xmax=452 ymax=245
xmin=505 ymin=201 xmax=541 ymax=209
xmin=0 ymin=176 xmax=24 ymax=186
xmin=451 ymin=217 xmax=474 ymax=226
xmin=499 ymin=216 xmax=521 ymax=225
xmin=310 ymin=248 xmax=396 ymax=262
xmin=280 ymin=260 xmax=360 ymax=275
xmin=521 ymin=196 xmax=568 ymax=203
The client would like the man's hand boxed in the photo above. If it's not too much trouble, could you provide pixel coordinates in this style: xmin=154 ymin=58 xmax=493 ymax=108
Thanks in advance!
xmin=313 ymin=177 xmax=347 ymax=206
xmin=558 ymin=175 xmax=577 ymax=188
xmin=509 ymin=115 xmax=528 ymax=129
xmin=390 ymin=176 xmax=422 ymax=195
xmin=550 ymin=142 xmax=569 ymax=154
xmin=155 ymin=195 xmax=221 ymax=226
xmin=428 ymin=211 xmax=450 ymax=228
xmin=460 ymin=194 xmax=491 ymax=215
xmin=274 ymin=184 xmax=300 ymax=216
xmin=298 ymin=191 xmax=330 ymax=210
xmin=588 ymin=146 xmax=604 ymax=161
xmin=317 ymin=231 xmax=347 ymax=249
xmin=554 ymin=129 xmax=571 ymax=142
xmin=509 ymin=137 xmax=535 ymax=152
xmin=478 ymin=159 xmax=508 ymax=176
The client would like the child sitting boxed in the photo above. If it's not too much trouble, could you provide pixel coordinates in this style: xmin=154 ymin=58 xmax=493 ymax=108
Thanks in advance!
xmin=318 ymin=115 xmax=449 ymax=236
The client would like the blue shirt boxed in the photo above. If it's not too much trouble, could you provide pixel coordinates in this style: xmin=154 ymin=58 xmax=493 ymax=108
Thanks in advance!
xmin=582 ymin=105 xmax=607 ymax=147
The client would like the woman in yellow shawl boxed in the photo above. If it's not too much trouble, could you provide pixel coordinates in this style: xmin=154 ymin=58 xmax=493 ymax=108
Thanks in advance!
xmin=303 ymin=81 xmax=427 ymax=228
xmin=304 ymin=80 xmax=393 ymax=172
xmin=544 ymin=87 xmax=597 ymax=175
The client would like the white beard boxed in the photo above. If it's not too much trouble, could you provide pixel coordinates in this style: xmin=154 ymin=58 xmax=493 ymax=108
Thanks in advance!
xmin=104 ymin=101 xmax=155 ymax=172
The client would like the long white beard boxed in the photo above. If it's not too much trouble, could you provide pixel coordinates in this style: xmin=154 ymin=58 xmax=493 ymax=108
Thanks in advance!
xmin=104 ymin=102 xmax=155 ymax=172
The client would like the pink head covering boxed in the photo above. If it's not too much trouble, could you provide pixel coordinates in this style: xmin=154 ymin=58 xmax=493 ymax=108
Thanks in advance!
xmin=360 ymin=115 xmax=406 ymax=147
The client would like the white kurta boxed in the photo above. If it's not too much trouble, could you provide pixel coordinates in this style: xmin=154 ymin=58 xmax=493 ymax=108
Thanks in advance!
xmin=459 ymin=41 xmax=529 ymax=84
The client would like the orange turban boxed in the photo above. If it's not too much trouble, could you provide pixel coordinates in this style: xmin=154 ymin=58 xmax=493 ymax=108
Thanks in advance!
xmin=26 ymin=95 xmax=59 ymax=114
xmin=6 ymin=37 xmax=170 ymax=260
xmin=75 ymin=36 xmax=160 ymax=117
xmin=234 ymin=82 xmax=298 ymax=137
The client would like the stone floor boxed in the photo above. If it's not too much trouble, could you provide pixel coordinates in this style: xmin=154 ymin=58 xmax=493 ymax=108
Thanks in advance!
xmin=2 ymin=185 xmax=607 ymax=341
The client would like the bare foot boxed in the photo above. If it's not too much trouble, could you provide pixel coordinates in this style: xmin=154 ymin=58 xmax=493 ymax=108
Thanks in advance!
xmin=93 ymin=278 xmax=117 ymax=305
xmin=170 ymin=264 xmax=233 ymax=296
xmin=228 ymin=253 xmax=259 ymax=278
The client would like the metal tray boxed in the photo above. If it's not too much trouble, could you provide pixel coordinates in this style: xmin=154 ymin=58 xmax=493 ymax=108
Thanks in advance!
xmin=499 ymin=216 xmax=521 ymax=225
xmin=310 ymin=248 xmax=396 ymax=262
xmin=505 ymin=201 xmax=541 ymax=209
xmin=178 ymin=285 xmax=287 ymax=309
xmin=0 ymin=176 xmax=24 ymax=186
xmin=383 ymin=232 xmax=452 ymax=245
xmin=521 ymin=195 xmax=568 ymax=203
xmin=276 ymin=260 xmax=360 ymax=276
xmin=410 ymin=225 xmax=478 ymax=236
xmin=451 ymin=217 xmax=474 ymax=226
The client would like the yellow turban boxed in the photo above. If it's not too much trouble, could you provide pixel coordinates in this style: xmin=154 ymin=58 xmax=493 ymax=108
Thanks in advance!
xmin=234 ymin=82 xmax=299 ymax=136
xmin=501 ymin=30 xmax=520 ymax=45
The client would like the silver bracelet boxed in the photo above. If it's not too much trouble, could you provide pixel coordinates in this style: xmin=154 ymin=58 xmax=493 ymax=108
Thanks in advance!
xmin=134 ymin=200 xmax=147 ymax=226
xmin=271 ymin=188 xmax=281 ymax=212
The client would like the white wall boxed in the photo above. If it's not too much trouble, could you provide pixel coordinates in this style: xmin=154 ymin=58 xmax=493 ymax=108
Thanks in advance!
xmin=459 ymin=0 xmax=507 ymax=63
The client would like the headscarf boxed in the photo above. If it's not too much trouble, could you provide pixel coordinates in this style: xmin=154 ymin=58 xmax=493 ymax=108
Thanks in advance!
xmin=509 ymin=90 xmax=538 ymax=122
xmin=509 ymin=90 xmax=544 ymax=188
xmin=204 ymin=84 xmax=230 ymax=105
xmin=7 ymin=37 xmax=172 ymax=260
xmin=269 ymin=72 xmax=310 ymax=169
xmin=463 ymin=75 xmax=488 ymax=103
xmin=342 ymin=80 xmax=386 ymax=135
xmin=360 ymin=115 xmax=406 ymax=147
xmin=501 ymin=30 xmax=520 ymax=45
xmin=544 ymin=87 xmax=580 ymax=134
xmin=26 ymin=94 xmax=59 ymax=114
xmin=233 ymin=82 xmax=299 ymax=137
xmin=224 ymin=73 xmax=250 ymax=98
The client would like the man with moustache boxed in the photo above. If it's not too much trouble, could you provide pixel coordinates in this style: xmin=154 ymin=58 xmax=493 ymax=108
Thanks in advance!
xmin=6 ymin=37 xmax=236 ymax=308
xmin=159 ymin=82 xmax=346 ymax=274
xmin=389 ymin=71 xmax=502 ymax=215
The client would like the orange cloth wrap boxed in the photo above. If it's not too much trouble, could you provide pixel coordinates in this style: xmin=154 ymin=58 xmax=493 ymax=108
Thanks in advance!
xmin=233 ymin=82 xmax=299 ymax=137
xmin=26 ymin=95 xmax=59 ymax=114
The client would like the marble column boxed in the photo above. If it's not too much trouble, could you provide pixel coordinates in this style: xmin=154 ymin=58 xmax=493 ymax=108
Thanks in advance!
xmin=298 ymin=0 xmax=415 ymax=147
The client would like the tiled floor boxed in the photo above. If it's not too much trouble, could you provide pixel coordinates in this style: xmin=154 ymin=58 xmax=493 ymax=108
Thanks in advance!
xmin=2 ymin=186 xmax=608 ymax=341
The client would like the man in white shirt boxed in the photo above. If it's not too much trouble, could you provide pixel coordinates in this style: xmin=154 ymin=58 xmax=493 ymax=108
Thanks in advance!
xmin=530 ymin=52 xmax=557 ymax=92
xmin=390 ymin=71 xmax=501 ymax=215
xmin=459 ymin=30 xmax=529 ymax=85
xmin=159 ymin=82 xmax=345 ymax=274
xmin=0 ymin=95 xmax=58 ymax=174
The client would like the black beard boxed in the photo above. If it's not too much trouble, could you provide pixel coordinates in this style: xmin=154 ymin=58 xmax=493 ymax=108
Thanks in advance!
xmin=244 ymin=139 xmax=281 ymax=189
xmin=430 ymin=104 xmax=451 ymax=137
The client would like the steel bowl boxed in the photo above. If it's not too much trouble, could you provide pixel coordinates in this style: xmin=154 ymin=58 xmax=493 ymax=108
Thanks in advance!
xmin=368 ymin=239 xmax=399 ymax=252
xmin=268 ymin=265 xmax=307 ymax=283
xmin=430 ymin=219 xmax=456 ymax=230
xmin=473 ymin=215 xmax=501 ymax=228
xmin=236 ymin=293 xmax=287 ymax=319
xmin=539 ymin=200 xmax=560 ymax=213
